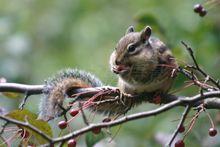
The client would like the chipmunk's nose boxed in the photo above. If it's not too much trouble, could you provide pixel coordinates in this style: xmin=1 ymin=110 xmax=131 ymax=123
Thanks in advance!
xmin=115 ymin=60 xmax=122 ymax=65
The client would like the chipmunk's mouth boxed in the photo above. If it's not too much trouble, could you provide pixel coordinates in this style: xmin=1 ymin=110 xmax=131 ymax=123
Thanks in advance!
xmin=112 ymin=65 xmax=130 ymax=75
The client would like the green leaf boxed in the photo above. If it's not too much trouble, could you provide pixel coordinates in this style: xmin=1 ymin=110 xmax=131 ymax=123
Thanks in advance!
xmin=85 ymin=131 xmax=105 ymax=147
xmin=6 ymin=109 xmax=53 ymax=145
xmin=1 ymin=92 xmax=23 ymax=99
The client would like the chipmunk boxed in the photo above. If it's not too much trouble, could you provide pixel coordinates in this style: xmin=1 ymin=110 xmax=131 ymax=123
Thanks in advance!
xmin=38 ymin=26 xmax=177 ymax=121
xmin=110 ymin=26 xmax=177 ymax=95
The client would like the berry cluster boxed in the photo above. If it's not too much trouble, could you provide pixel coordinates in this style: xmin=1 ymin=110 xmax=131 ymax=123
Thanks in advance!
xmin=174 ymin=126 xmax=218 ymax=147
xmin=56 ymin=108 xmax=112 ymax=146
xmin=175 ymin=114 xmax=218 ymax=147
xmin=193 ymin=4 xmax=207 ymax=17
xmin=57 ymin=109 xmax=80 ymax=146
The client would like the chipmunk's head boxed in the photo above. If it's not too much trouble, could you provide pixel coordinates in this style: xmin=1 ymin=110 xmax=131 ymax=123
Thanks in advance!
xmin=110 ymin=26 xmax=159 ymax=84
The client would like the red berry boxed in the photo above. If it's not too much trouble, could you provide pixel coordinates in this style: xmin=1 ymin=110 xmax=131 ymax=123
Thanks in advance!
xmin=194 ymin=4 xmax=203 ymax=13
xmin=70 ymin=109 xmax=79 ymax=117
xmin=209 ymin=128 xmax=217 ymax=137
xmin=175 ymin=140 xmax=185 ymax=147
xmin=92 ymin=127 xmax=101 ymax=134
xmin=199 ymin=8 xmax=207 ymax=17
xmin=67 ymin=139 xmax=76 ymax=147
xmin=178 ymin=125 xmax=185 ymax=133
xmin=102 ymin=117 xmax=111 ymax=122
xmin=58 ymin=121 xmax=68 ymax=129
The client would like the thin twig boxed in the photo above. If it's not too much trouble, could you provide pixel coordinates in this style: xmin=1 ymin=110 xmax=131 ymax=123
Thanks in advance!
xmin=0 ymin=121 xmax=9 ymax=135
xmin=177 ymin=67 xmax=217 ymax=90
xmin=167 ymin=105 xmax=191 ymax=146
xmin=78 ymin=102 xmax=89 ymax=126
xmin=181 ymin=41 xmax=220 ymax=89
xmin=204 ymin=109 xmax=215 ymax=128
xmin=19 ymin=91 xmax=30 ymax=110
xmin=58 ymin=141 xmax=65 ymax=147
xmin=183 ymin=108 xmax=203 ymax=140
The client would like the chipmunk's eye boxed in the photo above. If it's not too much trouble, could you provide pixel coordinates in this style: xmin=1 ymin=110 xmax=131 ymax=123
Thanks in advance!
xmin=127 ymin=44 xmax=136 ymax=54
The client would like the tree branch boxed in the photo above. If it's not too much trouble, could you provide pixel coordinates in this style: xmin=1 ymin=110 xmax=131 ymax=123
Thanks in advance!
xmin=44 ymin=90 xmax=219 ymax=145
xmin=1 ymin=83 xmax=220 ymax=109
xmin=0 ymin=84 xmax=220 ymax=145
xmin=0 ymin=83 xmax=43 ymax=95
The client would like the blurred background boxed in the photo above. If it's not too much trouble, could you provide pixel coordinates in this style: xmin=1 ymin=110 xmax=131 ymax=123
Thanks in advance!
xmin=0 ymin=0 xmax=220 ymax=146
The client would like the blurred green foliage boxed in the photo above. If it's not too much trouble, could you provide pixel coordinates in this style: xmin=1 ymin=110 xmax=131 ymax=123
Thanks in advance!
xmin=0 ymin=0 xmax=220 ymax=146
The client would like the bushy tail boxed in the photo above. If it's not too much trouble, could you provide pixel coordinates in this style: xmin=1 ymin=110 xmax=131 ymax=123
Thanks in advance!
xmin=38 ymin=69 xmax=102 ymax=121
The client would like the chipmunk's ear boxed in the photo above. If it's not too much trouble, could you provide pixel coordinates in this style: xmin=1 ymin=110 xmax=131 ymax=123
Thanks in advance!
xmin=125 ymin=26 xmax=135 ymax=34
xmin=140 ymin=26 xmax=151 ymax=42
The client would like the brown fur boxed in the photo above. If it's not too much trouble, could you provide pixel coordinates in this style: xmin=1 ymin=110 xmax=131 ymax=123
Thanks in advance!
xmin=110 ymin=26 xmax=178 ymax=95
